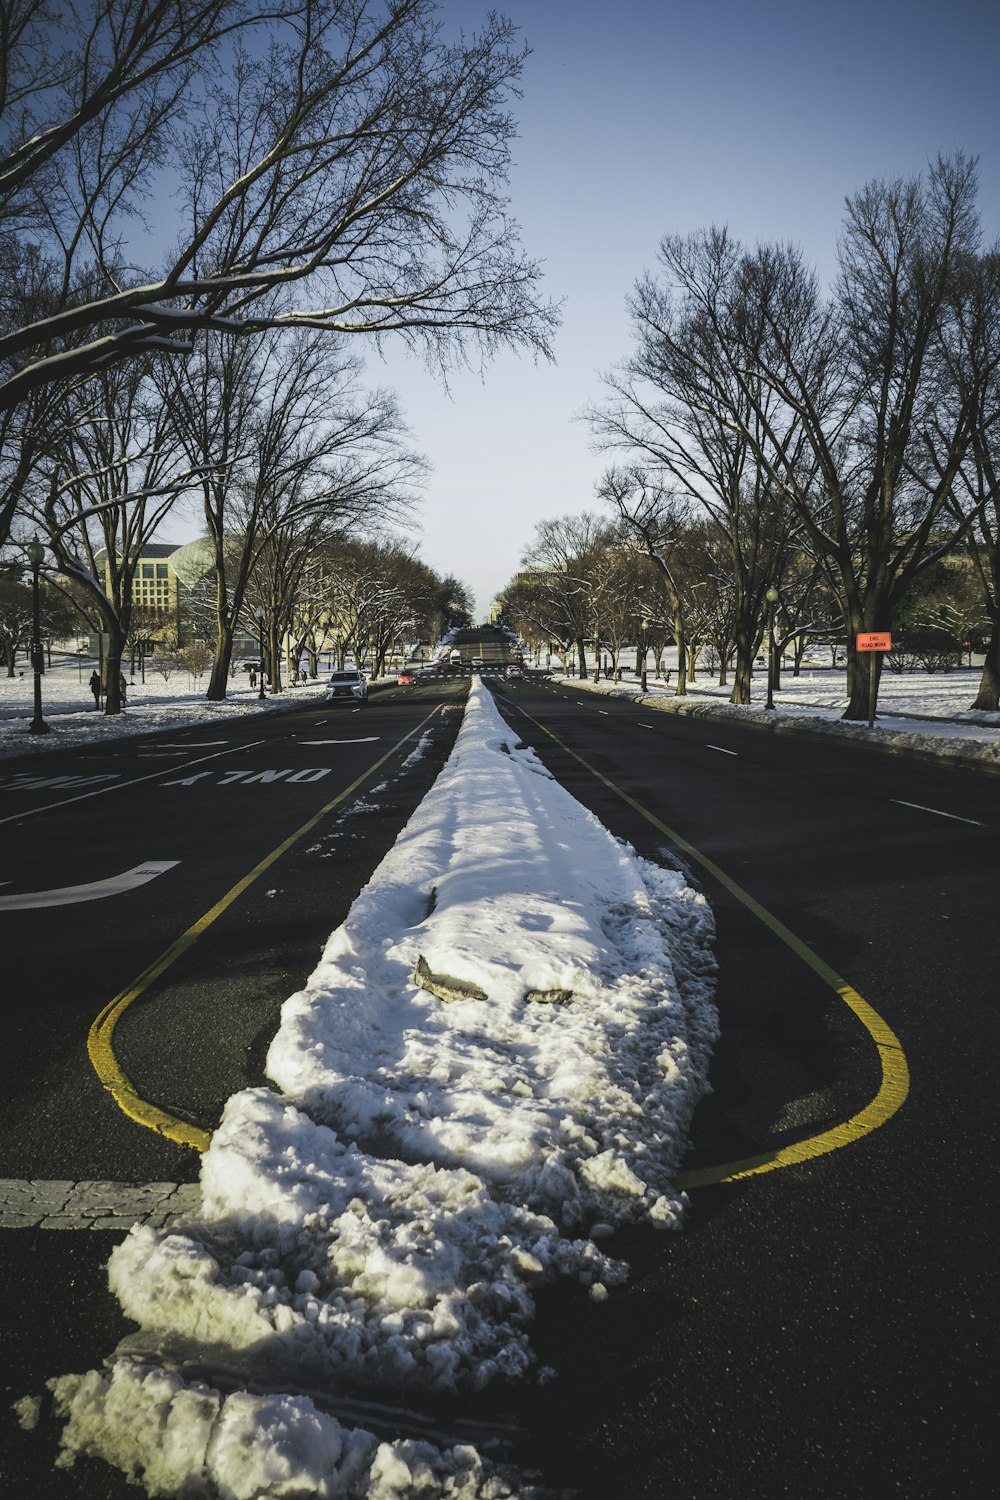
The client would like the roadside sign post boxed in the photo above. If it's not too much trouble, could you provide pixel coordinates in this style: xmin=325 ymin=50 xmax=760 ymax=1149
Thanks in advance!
xmin=856 ymin=632 xmax=892 ymax=728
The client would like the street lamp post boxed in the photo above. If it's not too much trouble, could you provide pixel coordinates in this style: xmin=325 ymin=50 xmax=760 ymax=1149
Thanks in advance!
xmin=765 ymin=585 xmax=779 ymax=711
xmin=640 ymin=616 xmax=649 ymax=693
xmin=254 ymin=606 xmax=266 ymax=700
xmin=26 ymin=536 xmax=49 ymax=735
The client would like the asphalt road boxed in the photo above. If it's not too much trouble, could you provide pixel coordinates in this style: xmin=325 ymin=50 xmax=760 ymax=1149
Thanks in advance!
xmin=0 ymin=677 xmax=466 ymax=1497
xmin=486 ymin=675 xmax=998 ymax=1499
xmin=1 ymin=671 xmax=996 ymax=1499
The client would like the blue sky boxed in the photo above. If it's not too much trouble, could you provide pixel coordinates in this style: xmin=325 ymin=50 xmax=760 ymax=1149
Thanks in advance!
xmin=373 ymin=0 xmax=1000 ymax=617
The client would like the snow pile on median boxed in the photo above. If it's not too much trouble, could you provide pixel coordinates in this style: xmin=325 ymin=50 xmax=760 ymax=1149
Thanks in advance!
xmin=46 ymin=677 xmax=718 ymax=1497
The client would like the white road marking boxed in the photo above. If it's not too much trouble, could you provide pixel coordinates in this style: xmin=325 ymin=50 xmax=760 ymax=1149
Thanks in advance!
xmin=707 ymin=744 xmax=739 ymax=756
xmin=638 ymin=722 xmax=655 ymax=729
xmin=300 ymin=737 xmax=380 ymax=744
xmin=0 ymin=741 xmax=268 ymax=827
xmin=598 ymin=710 xmax=610 ymax=715
xmin=0 ymin=771 xmax=119 ymax=792
xmin=891 ymin=799 xmax=983 ymax=827
xmin=203 ymin=767 xmax=333 ymax=786
xmin=157 ymin=740 xmax=230 ymax=747
xmin=0 ymin=860 xmax=178 ymax=911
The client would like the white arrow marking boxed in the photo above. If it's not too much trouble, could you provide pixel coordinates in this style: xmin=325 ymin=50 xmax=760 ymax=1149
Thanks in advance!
xmin=0 ymin=861 xmax=179 ymax=911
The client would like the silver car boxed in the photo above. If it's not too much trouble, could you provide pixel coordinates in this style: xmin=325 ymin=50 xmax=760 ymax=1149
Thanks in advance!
xmin=325 ymin=668 xmax=368 ymax=705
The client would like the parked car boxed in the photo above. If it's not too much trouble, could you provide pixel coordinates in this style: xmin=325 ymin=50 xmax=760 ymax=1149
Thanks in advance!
xmin=325 ymin=668 xmax=367 ymax=704
xmin=396 ymin=669 xmax=416 ymax=685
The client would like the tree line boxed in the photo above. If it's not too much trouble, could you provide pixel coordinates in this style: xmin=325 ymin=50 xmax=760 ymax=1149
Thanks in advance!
xmin=0 ymin=0 xmax=556 ymax=710
xmin=505 ymin=154 xmax=1000 ymax=717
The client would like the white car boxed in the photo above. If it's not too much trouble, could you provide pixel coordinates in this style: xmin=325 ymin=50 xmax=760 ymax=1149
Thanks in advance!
xmin=325 ymin=668 xmax=368 ymax=705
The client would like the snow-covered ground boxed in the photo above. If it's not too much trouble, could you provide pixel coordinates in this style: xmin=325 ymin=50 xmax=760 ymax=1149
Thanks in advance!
xmin=0 ymin=656 xmax=348 ymax=759
xmin=33 ymin=677 xmax=718 ymax=1499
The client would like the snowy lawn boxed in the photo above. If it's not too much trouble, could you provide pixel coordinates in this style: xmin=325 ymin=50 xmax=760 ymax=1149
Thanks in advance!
xmin=0 ymin=655 xmax=331 ymax=758
xmin=39 ymin=676 xmax=718 ymax=1498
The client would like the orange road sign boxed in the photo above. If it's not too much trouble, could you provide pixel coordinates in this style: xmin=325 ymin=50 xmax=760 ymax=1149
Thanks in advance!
xmin=856 ymin=632 xmax=892 ymax=652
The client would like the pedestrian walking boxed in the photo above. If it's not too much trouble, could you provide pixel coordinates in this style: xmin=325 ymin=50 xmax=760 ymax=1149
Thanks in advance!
xmin=249 ymin=668 xmax=257 ymax=688
xmin=119 ymin=673 xmax=128 ymax=705
xmin=89 ymin=670 xmax=102 ymax=708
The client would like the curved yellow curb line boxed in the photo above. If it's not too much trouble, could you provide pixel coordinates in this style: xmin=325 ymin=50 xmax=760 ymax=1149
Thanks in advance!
xmin=89 ymin=706 xmax=445 ymax=1151
xmin=517 ymin=706 xmax=910 ymax=1188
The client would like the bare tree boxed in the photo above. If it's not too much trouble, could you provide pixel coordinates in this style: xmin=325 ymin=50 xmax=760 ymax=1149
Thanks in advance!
xmin=35 ymin=359 xmax=197 ymax=713
xmin=589 ymin=232 xmax=810 ymax=704
xmin=0 ymin=0 xmax=558 ymax=420
xmin=597 ymin=469 xmax=701 ymax=694
xmin=606 ymin=156 xmax=985 ymax=719
xmin=515 ymin=513 xmax=619 ymax=679
xmin=941 ymin=250 xmax=1000 ymax=708
xmin=0 ymin=563 xmax=32 ymax=673
xmin=164 ymin=325 xmax=423 ymax=697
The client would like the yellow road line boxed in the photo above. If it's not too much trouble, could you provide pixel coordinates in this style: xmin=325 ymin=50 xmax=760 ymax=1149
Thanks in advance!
xmin=515 ymin=705 xmax=910 ymax=1188
xmin=88 ymin=707 xmax=445 ymax=1152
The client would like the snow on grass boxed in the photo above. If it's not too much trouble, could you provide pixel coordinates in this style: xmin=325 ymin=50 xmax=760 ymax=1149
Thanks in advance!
xmin=0 ymin=656 xmax=329 ymax=759
xmin=42 ymin=677 xmax=717 ymax=1498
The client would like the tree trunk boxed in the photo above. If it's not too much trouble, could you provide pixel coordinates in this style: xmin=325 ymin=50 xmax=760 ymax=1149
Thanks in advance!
xmin=730 ymin=622 xmax=753 ymax=705
xmin=207 ymin=621 xmax=235 ymax=700
xmin=793 ymin=636 xmax=808 ymax=676
xmin=206 ymin=555 xmax=236 ymax=700
xmin=841 ymin=595 xmax=868 ymax=718
xmin=844 ymin=645 xmax=884 ymax=720
xmin=674 ymin=616 xmax=687 ymax=695
xmin=103 ymin=626 xmax=127 ymax=715
xmin=576 ymin=637 xmax=587 ymax=677
xmin=269 ymin=625 xmax=282 ymax=691
xmin=970 ymin=618 xmax=1000 ymax=710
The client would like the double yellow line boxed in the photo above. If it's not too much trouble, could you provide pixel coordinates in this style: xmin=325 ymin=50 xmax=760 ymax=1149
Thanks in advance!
xmin=514 ymin=704 xmax=909 ymax=1188
xmin=92 ymin=693 xmax=909 ymax=1190
xmin=88 ymin=707 xmax=444 ymax=1151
